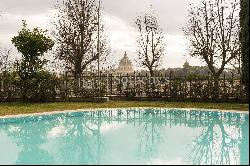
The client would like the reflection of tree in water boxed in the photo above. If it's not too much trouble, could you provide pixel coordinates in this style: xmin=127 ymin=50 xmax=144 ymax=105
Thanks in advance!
xmin=136 ymin=109 xmax=191 ymax=161
xmin=137 ymin=109 xmax=163 ymax=159
xmin=0 ymin=109 xmax=248 ymax=165
xmin=45 ymin=111 xmax=105 ymax=164
xmin=133 ymin=109 xmax=248 ymax=165
xmin=188 ymin=111 xmax=247 ymax=165
xmin=0 ymin=119 xmax=55 ymax=164
xmin=240 ymin=115 xmax=249 ymax=164
xmin=0 ymin=112 xmax=106 ymax=165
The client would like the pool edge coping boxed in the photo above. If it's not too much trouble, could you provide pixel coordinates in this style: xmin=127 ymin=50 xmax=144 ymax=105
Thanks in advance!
xmin=0 ymin=107 xmax=248 ymax=119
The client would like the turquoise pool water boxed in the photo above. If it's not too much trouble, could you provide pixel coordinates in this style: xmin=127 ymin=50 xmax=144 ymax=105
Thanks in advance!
xmin=0 ymin=108 xmax=249 ymax=165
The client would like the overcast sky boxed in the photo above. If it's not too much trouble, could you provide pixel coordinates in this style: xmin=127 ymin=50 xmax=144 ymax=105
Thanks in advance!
xmin=0 ymin=0 xmax=205 ymax=70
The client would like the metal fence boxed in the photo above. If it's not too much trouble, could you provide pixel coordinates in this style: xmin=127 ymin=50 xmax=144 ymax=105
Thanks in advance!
xmin=0 ymin=72 xmax=248 ymax=103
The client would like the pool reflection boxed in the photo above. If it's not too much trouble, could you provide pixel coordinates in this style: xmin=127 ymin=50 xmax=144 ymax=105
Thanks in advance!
xmin=0 ymin=108 xmax=248 ymax=165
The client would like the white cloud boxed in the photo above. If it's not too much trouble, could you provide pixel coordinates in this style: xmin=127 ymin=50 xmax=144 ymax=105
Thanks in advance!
xmin=0 ymin=132 xmax=21 ymax=165
xmin=100 ymin=122 xmax=125 ymax=133
xmin=0 ymin=0 xmax=56 ymax=15
xmin=0 ymin=9 xmax=56 ymax=60
xmin=103 ymin=13 xmax=138 ymax=68
xmin=47 ymin=126 xmax=67 ymax=139
xmin=104 ymin=13 xmax=137 ymax=51
xmin=0 ymin=0 xmax=207 ymax=69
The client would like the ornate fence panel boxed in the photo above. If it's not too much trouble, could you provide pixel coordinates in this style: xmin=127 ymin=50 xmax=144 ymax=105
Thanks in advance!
xmin=0 ymin=72 xmax=247 ymax=103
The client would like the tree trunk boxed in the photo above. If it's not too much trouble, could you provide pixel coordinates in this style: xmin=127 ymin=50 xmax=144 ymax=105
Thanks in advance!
xmin=74 ymin=62 xmax=82 ymax=80
xmin=213 ymin=75 xmax=220 ymax=101
xmin=73 ymin=65 xmax=82 ymax=98
xmin=149 ymin=68 xmax=154 ymax=77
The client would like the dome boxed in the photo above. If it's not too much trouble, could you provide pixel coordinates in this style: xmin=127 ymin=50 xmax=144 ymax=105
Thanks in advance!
xmin=116 ymin=51 xmax=134 ymax=74
xmin=119 ymin=52 xmax=132 ymax=66
xmin=183 ymin=60 xmax=190 ymax=69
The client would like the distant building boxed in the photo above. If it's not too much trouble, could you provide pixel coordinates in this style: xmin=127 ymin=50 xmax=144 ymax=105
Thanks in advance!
xmin=115 ymin=52 xmax=134 ymax=75
xmin=183 ymin=60 xmax=191 ymax=69
xmin=163 ymin=60 xmax=239 ymax=78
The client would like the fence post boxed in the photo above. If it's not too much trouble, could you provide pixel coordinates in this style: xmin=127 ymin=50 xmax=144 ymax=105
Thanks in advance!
xmin=134 ymin=71 xmax=136 ymax=95
xmin=106 ymin=73 xmax=109 ymax=95
xmin=170 ymin=70 xmax=172 ymax=101
xmin=110 ymin=74 xmax=113 ymax=95
xmin=223 ymin=73 xmax=226 ymax=100
xmin=65 ymin=72 xmax=68 ymax=98
xmin=138 ymin=73 xmax=141 ymax=96
xmin=231 ymin=72 xmax=234 ymax=97
xmin=119 ymin=74 xmax=122 ymax=97
xmin=93 ymin=73 xmax=96 ymax=98
xmin=207 ymin=71 xmax=210 ymax=100
xmin=129 ymin=73 xmax=132 ymax=90
xmin=100 ymin=71 xmax=103 ymax=96
xmin=78 ymin=77 xmax=81 ymax=89
xmin=0 ymin=79 xmax=3 ymax=102
xmin=164 ymin=72 xmax=167 ymax=100
xmin=145 ymin=73 xmax=148 ymax=97
xmin=1 ymin=80 xmax=3 ymax=93
xmin=239 ymin=72 xmax=243 ymax=101
xmin=54 ymin=73 xmax=57 ymax=100
xmin=126 ymin=73 xmax=129 ymax=96
xmin=184 ymin=74 xmax=187 ymax=100
xmin=160 ymin=74 xmax=163 ymax=98
xmin=148 ymin=72 xmax=150 ymax=85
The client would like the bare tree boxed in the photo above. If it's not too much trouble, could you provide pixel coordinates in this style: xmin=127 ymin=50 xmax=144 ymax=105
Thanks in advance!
xmin=229 ymin=53 xmax=242 ymax=76
xmin=0 ymin=47 xmax=12 ymax=73
xmin=138 ymin=111 xmax=162 ymax=160
xmin=52 ymin=0 xmax=110 ymax=79
xmin=189 ymin=112 xmax=242 ymax=165
xmin=135 ymin=7 xmax=166 ymax=76
xmin=183 ymin=0 xmax=240 ymax=99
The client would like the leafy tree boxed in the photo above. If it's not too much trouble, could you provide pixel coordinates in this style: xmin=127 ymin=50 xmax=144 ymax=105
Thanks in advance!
xmin=11 ymin=20 xmax=54 ymax=102
xmin=12 ymin=20 xmax=54 ymax=74
xmin=240 ymin=0 xmax=249 ymax=100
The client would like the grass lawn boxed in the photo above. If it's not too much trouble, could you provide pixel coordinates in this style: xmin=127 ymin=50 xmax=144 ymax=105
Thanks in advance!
xmin=0 ymin=101 xmax=248 ymax=116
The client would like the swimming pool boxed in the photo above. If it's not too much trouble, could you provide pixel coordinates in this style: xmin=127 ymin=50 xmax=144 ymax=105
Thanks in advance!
xmin=0 ymin=108 xmax=249 ymax=165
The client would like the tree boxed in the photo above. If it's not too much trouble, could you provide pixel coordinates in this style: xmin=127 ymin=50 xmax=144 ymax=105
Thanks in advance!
xmin=52 ymin=0 xmax=110 ymax=79
xmin=0 ymin=48 xmax=15 ymax=102
xmin=0 ymin=48 xmax=12 ymax=73
xmin=11 ymin=20 xmax=55 ymax=101
xmin=189 ymin=111 xmax=243 ymax=165
xmin=135 ymin=7 xmax=166 ymax=76
xmin=12 ymin=20 xmax=54 ymax=74
xmin=240 ymin=0 xmax=249 ymax=100
xmin=183 ymin=0 xmax=240 ymax=100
